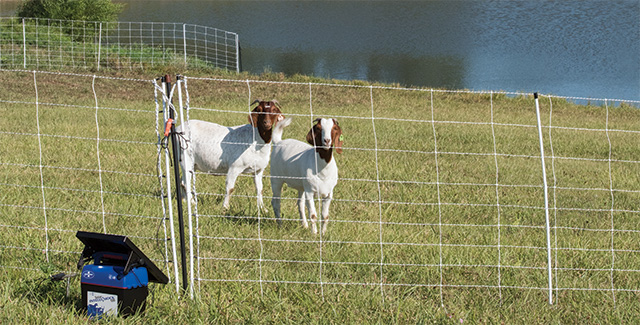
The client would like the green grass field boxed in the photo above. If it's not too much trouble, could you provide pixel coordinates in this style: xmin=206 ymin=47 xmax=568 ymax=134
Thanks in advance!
xmin=0 ymin=67 xmax=639 ymax=324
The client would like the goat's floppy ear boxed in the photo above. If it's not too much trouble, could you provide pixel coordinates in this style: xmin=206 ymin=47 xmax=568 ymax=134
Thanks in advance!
xmin=306 ymin=126 xmax=316 ymax=146
xmin=333 ymin=119 xmax=343 ymax=154
xmin=248 ymin=102 xmax=262 ymax=126
xmin=306 ymin=119 xmax=321 ymax=146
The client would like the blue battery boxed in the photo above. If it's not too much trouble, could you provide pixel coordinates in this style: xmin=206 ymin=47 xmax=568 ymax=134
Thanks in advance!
xmin=82 ymin=264 xmax=149 ymax=289
xmin=81 ymin=252 xmax=150 ymax=318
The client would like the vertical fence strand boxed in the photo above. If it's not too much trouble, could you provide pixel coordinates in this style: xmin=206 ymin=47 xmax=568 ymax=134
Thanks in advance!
xmin=547 ymin=95 xmax=560 ymax=303
xmin=22 ymin=19 xmax=26 ymax=68
xmin=32 ymin=71 xmax=49 ymax=263
xmin=534 ymin=93 xmax=554 ymax=305
xmin=429 ymin=89 xmax=445 ymax=307
xmin=308 ymin=82 xmax=326 ymax=301
xmin=605 ymin=99 xmax=617 ymax=306
xmin=368 ymin=86 xmax=386 ymax=303
xmin=92 ymin=75 xmax=107 ymax=234
xmin=489 ymin=91 xmax=504 ymax=303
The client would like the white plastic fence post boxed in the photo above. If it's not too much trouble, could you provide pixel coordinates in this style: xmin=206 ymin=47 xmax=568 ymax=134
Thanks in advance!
xmin=183 ymin=24 xmax=187 ymax=66
xmin=97 ymin=23 xmax=102 ymax=71
xmin=0 ymin=19 xmax=2 ymax=68
xmin=46 ymin=19 xmax=50 ymax=70
xmin=161 ymin=80 xmax=181 ymax=294
xmin=534 ymin=92 xmax=554 ymax=305
xmin=235 ymin=33 xmax=240 ymax=73
xmin=22 ymin=18 xmax=26 ymax=68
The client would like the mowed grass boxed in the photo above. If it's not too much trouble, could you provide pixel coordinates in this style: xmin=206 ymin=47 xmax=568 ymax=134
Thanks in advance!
xmin=1 ymin=68 xmax=639 ymax=323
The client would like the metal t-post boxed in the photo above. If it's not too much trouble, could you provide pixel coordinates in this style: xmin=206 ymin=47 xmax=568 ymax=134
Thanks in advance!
xmin=163 ymin=75 xmax=188 ymax=293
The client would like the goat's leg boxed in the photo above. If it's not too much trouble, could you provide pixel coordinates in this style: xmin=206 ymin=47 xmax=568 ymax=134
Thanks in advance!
xmin=253 ymin=169 xmax=266 ymax=212
xmin=320 ymin=194 xmax=332 ymax=235
xmin=223 ymin=168 xmax=240 ymax=210
xmin=297 ymin=191 xmax=308 ymax=229
xmin=305 ymin=191 xmax=319 ymax=234
xmin=270 ymin=178 xmax=284 ymax=226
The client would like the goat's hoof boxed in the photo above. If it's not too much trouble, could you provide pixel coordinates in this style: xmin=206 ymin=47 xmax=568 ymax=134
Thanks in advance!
xmin=321 ymin=223 xmax=328 ymax=235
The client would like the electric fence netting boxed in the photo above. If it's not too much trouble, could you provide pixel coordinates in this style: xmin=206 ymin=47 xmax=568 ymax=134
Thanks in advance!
xmin=1 ymin=68 xmax=639 ymax=310
xmin=172 ymin=76 xmax=640 ymax=307
xmin=0 ymin=69 xmax=179 ymax=290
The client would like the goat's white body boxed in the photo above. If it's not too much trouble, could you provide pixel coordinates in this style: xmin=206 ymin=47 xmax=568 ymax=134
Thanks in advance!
xmin=270 ymin=118 xmax=339 ymax=234
xmin=271 ymin=139 xmax=338 ymax=197
xmin=189 ymin=121 xmax=271 ymax=174
xmin=180 ymin=119 xmax=271 ymax=210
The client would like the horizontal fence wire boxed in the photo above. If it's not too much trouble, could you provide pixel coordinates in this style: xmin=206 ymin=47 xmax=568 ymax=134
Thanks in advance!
xmin=0 ymin=17 xmax=239 ymax=72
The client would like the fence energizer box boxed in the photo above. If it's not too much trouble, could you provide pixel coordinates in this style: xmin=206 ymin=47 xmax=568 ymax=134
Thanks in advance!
xmin=76 ymin=231 xmax=169 ymax=318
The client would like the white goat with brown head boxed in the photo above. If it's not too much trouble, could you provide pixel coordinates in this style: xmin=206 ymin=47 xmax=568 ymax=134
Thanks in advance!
xmin=270 ymin=117 xmax=343 ymax=235
xmin=179 ymin=100 xmax=284 ymax=210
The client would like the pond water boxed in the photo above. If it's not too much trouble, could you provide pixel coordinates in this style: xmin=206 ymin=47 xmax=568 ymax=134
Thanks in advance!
xmin=2 ymin=0 xmax=638 ymax=101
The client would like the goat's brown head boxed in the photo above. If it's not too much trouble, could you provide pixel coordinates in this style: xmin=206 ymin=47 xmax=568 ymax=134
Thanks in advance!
xmin=248 ymin=99 xmax=284 ymax=143
xmin=306 ymin=118 xmax=343 ymax=163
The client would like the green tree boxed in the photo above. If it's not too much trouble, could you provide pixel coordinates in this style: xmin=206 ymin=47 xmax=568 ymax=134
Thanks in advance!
xmin=17 ymin=0 xmax=124 ymax=22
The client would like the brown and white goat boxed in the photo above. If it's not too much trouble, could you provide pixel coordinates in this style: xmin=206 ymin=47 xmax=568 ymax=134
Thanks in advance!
xmin=270 ymin=117 xmax=343 ymax=235
xmin=179 ymin=100 xmax=284 ymax=210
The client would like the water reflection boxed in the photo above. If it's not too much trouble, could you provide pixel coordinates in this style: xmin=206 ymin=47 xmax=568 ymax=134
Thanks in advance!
xmin=365 ymin=54 xmax=465 ymax=90
xmin=246 ymin=48 xmax=466 ymax=89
